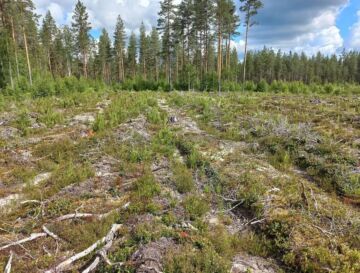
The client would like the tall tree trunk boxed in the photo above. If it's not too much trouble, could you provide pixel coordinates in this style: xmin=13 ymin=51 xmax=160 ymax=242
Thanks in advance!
xmin=48 ymin=51 xmax=54 ymax=77
xmin=22 ymin=26 xmax=32 ymax=86
xmin=227 ymin=33 xmax=231 ymax=71
xmin=143 ymin=58 xmax=146 ymax=80
xmin=118 ymin=58 xmax=122 ymax=82
xmin=243 ymin=12 xmax=250 ymax=90
xmin=121 ymin=53 xmax=125 ymax=82
xmin=4 ymin=39 xmax=14 ymax=88
xmin=83 ymin=50 xmax=88 ymax=78
xmin=217 ymin=24 xmax=222 ymax=94
xmin=11 ymin=17 xmax=20 ymax=79
xmin=67 ymin=58 xmax=72 ymax=77
xmin=155 ymin=55 xmax=159 ymax=82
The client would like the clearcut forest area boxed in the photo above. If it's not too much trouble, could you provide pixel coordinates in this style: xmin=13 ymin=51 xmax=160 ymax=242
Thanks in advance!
xmin=0 ymin=0 xmax=360 ymax=273
xmin=0 ymin=92 xmax=359 ymax=273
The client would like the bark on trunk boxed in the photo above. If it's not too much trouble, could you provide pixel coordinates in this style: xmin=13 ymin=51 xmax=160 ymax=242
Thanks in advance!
xmin=23 ymin=26 xmax=32 ymax=86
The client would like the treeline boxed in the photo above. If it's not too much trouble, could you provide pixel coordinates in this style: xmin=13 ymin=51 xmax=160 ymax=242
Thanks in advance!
xmin=0 ymin=0 xmax=360 ymax=94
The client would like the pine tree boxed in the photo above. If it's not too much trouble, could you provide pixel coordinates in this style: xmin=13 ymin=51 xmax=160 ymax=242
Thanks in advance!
xmin=40 ymin=11 xmax=57 ymax=76
xmin=149 ymin=27 xmax=160 ymax=82
xmin=240 ymin=0 xmax=263 ymax=86
xmin=114 ymin=15 xmax=126 ymax=82
xmin=98 ymin=28 xmax=112 ymax=83
xmin=72 ymin=0 xmax=91 ymax=78
xmin=62 ymin=26 xmax=73 ymax=77
xmin=224 ymin=0 xmax=239 ymax=72
xmin=18 ymin=0 xmax=39 ymax=86
xmin=139 ymin=22 xmax=148 ymax=79
xmin=158 ymin=0 xmax=175 ymax=90
xmin=215 ymin=0 xmax=229 ymax=93
xmin=127 ymin=32 xmax=137 ymax=79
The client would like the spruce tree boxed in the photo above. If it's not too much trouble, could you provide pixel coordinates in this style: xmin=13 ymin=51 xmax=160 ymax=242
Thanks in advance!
xmin=40 ymin=11 xmax=57 ymax=76
xmin=139 ymin=22 xmax=148 ymax=79
xmin=72 ymin=0 xmax=91 ymax=78
xmin=127 ymin=32 xmax=137 ymax=79
xmin=149 ymin=27 xmax=161 ymax=82
xmin=98 ymin=28 xmax=112 ymax=83
xmin=62 ymin=26 xmax=73 ymax=77
xmin=114 ymin=15 xmax=126 ymax=82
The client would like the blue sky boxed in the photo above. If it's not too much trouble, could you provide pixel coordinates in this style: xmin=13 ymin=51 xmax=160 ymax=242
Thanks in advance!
xmin=337 ymin=0 xmax=360 ymax=46
xmin=34 ymin=0 xmax=360 ymax=55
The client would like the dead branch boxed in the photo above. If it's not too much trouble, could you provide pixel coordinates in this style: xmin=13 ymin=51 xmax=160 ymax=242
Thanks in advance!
xmin=55 ymin=213 xmax=95 ymax=222
xmin=20 ymin=200 xmax=42 ymax=205
xmin=222 ymin=200 xmax=245 ymax=213
xmin=0 ymin=233 xmax=47 ymax=251
xmin=310 ymin=188 xmax=319 ymax=212
xmin=301 ymin=182 xmax=310 ymax=210
xmin=82 ymin=257 xmax=100 ymax=273
xmin=215 ymin=193 xmax=241 ymax=203
xmin=4 ymin=251 xmax=13 ymax=273
xmin=55 ymin=202 xmax=130 ymax=222
xmin=312 ymin=224 xmax=333 ymax=236
xmin=46 ymin=224 xmax=122 ymax=273
xmin=42 ymin=226 xmax=62 ymax=242
xmin=250 ymin=218 xmax=266 ymax=225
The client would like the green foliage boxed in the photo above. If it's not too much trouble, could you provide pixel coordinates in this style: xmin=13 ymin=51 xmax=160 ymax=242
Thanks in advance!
xmin=256 ymin=79 xmax=268 ymax=92
xmin=15 ymin=111 xmax=31 ymax=136
xmin=93 ymin=114 xmax=105 ymax=132
xmin=183 ymin=195 xmax=209 ymax=220
xmin=172 ymin=162 xmax=195 ymax=194
xmin=46 ymin=198 xmax=75 ymax=217
xmin=164 ymin=244 xmax=230 ymax=273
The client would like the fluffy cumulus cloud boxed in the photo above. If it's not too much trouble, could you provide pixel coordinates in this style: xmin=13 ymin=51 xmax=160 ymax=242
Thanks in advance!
xmin=236 ymin=0 xmax=348 ymax=55
xmin=34 ymin=0 xmax=348 ymax=55
xmin=34 ymin=0 xmax=164 ymax=35
xmin=349 ymin=10 xmax=360 ymax=49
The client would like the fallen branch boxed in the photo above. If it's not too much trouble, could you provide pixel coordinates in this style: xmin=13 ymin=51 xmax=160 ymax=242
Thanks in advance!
xmin=312 ymin=224 xmax=333 ymax=236
xmin=250 ymin=218 xmax=266 ymax=225
xmin=55 ymin=213 xmax=95 ymax=222
xmin=0 ymin=233 xmax=47 ymax=251
xmin=82 ymin=257 xmax=100 ymax=273
xmin=221 ymin=200 xmax=245 ymax=213
xmin=4 ymin=251 xmax=13 ymax=273
xmin=55 ymin=203 xmax=130 ymax=222
xmin=20 ymin=200 xmax=42 ymax=205
xmin=215 ymin=193 xmax=240 ymax=203
xmin=42 ymin=226 xmax=62 ymax=242
xmin=46 ymin=224 xmax=122 ymax=273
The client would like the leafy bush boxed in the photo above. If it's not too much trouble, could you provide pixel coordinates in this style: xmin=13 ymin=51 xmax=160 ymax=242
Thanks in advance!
xmin=164 ymin=245 xmax=230 ymax=273
xmin=183 ymin=195 xmax=209 ymax=220
xmin=173 ymin=162 xmax=195 ymax=194
xmin=256 ymin=79 xmax=269 ymax=92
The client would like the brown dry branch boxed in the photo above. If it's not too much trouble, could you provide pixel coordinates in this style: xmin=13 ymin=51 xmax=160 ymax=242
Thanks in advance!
xmin=0 ymin=233 xmax=47 ymax=251
xmin=46 ymin=224 xmax=123 ymax=273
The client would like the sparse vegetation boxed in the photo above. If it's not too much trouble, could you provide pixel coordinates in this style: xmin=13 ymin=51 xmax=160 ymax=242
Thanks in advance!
xmin=0 ymin=90 xmax=358 ymax=273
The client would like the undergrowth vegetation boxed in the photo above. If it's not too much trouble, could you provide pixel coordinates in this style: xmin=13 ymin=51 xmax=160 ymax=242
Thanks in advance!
xmin=0 ymin=90 xmax=358 ymax=273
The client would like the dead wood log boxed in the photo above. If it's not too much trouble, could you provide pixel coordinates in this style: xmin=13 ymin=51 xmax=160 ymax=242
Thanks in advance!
xmin=55 ymin=203 xmax=130 ymax=222
xmin=4 ymin=251 xmax=13 ymax=273
xmin=55 ymin=213 xmax=95 ymax=222
xmin=0 ymin=233 xmax=47 ymax=251
xmin=46 ymin=224 xmax=122 ymax=273
xmin=42 ymin=226 xmax=62 ymax=241
xmin=81 ymin=257 xmax=100 ymax=273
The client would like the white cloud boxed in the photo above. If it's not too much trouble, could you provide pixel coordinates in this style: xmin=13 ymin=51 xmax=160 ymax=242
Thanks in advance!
xmin=34 ymin=0 xmax=348 ymax=55
xmin=34 ymin=0 xmax=161 ymax=35
xmin=240 ymin=0 xmax=348 ymax=55
xmin=349 ymin=10 xmax=360 ymax=49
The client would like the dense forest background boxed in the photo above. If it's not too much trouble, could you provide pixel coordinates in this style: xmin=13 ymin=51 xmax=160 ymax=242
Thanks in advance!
xmin=1 ymin=0 xmax=360 ymax=94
